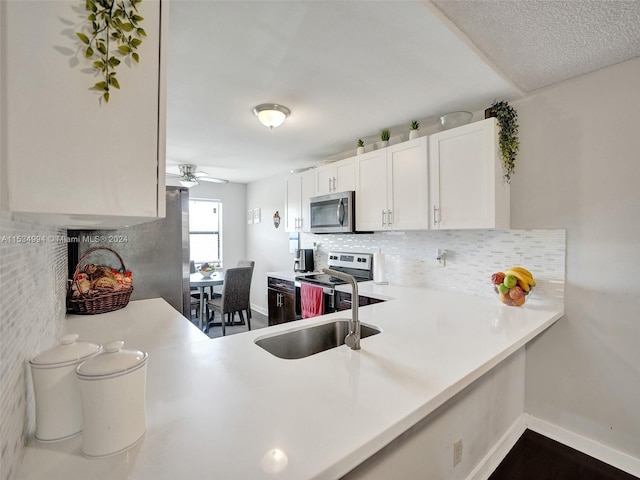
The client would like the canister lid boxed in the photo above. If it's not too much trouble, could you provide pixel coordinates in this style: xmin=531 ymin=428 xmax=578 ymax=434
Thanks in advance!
xmin=30 ymin=333 xmax=101 ymax=368
xmin=76 ymin=341 xmax=147 ymax=379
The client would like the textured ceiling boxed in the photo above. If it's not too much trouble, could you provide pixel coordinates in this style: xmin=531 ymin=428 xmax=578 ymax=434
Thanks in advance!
xmin=430 ymin=0 xmax=640 ymax=92
xmin=166 ymin=0 xmax=640 ymax=185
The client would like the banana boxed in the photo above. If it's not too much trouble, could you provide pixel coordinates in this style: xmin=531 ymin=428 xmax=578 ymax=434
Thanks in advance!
xmin=505 ymin=267 xmax=536 ymax=288
xmin=505 ymin=270 xmax=531 ymax=292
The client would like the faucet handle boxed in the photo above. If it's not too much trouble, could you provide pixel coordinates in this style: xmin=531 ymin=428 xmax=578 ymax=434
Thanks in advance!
xmin=345 ymin=332 xmax=360 ymax=350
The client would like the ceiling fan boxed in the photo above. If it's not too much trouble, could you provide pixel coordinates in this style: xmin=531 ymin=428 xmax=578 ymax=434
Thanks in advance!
xmin=166 ymin=164 xmax=228 ymax=187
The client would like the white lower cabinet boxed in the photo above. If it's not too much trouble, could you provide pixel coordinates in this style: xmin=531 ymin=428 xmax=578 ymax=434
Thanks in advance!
xmin=285 ymin=170 xmax=315 ymax=232
xmin=355 ymin=137 xmax=429 ymax=231
xmin=429 ymin=118 xmax=510 ymax=229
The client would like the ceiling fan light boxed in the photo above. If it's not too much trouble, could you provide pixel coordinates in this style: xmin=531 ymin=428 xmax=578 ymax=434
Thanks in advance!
xmin=253 ymin=103 xmax=290 ymax=129
xmin=179 ymin=179 xmax=198 ymax=188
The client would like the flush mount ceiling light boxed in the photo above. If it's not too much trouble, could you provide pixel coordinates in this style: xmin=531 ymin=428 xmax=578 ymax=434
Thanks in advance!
xmin=253 ymin=103 xmax=291 ymax=129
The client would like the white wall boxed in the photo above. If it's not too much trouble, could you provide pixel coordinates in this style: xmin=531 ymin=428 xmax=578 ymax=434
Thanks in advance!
xmin=246 ymin=172 xmax=296 ymax=313
xmin=186 ymin=181 xmax=247 ymax=268
xmin=511 ymin=58 xmax=640 ymax=460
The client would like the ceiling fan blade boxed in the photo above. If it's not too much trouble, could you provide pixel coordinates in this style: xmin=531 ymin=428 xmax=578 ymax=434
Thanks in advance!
xmin=197 ymin=176 xmax=229 ymax=184
xmin=166 ymin=172 xmax=182 ymax=178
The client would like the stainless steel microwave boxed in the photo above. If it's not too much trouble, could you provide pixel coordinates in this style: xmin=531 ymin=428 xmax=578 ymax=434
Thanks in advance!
xmin=309 ymin=191 xmax=355 ymax=233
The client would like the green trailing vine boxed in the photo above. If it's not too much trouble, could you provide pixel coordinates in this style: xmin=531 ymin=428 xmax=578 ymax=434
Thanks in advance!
xmin=488 ymin=101 xmax=519 ymax=183
xmin=76 ymin=0 xmax=146 ymax=103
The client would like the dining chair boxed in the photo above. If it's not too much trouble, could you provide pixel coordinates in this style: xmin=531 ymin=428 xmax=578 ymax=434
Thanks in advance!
xmin=206 ymin=266 xmax=253 ymax=336
xmin=236 ymin=260 xmax=255 ymax=321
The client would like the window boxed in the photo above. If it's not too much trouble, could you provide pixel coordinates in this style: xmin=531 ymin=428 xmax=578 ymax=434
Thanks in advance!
xmin=189 ymin=199 xmax=222 ymax=266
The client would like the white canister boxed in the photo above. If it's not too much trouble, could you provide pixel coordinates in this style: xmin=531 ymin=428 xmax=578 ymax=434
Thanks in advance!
xmin=29 ymin=333 xmax=101 ymax=442
xmin=76 ymin=340 xmax=148 ymax=458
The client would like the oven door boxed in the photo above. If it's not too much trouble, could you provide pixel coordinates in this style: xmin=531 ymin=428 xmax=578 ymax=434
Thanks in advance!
xmin=309 ymin=191 xmax=354 ymax=233
xmin=295 ymin=281 xmax=336 ymax=317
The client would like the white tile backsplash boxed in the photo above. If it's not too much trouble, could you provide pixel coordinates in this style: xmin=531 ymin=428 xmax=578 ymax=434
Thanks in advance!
xmin=302 ymin=229 xmax=565 ymax=307
xmin=0 ymin=214 xmax=67 ymax=480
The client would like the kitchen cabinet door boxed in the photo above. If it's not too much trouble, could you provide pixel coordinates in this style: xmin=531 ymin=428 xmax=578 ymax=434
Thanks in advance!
xmin=3 ymin=0 xmax=167 ymax=228
xmin=429 ymin=118 xmax=509 ymax=229
xmin=315 ymin=165 xmax=335 ymax=196
xmin=355 ymin=150 xmax=388 ymax=231
xmin=355 ymin=138 xmax=428 ymax=231
xmin=315 ymin=157 xmax=356 ymax=196
xmin=285 ymin=170 xmax=315 ymax=232
xmin=387 ymin=137 xmax=429 ymax=230
xmin=267 ymin=278 xmax=297 ymax=326
xmin=285 ymin=176 xmax=302 ymax=232
xmin=334 ymin=158 xmax=356 ymax=192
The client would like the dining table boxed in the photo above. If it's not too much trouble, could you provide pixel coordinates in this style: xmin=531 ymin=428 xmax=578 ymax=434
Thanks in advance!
xmin=190 ymin=271 xmax=224 ymax=331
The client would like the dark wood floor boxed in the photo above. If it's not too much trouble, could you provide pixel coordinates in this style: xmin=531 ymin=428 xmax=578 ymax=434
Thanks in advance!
xmin=489 ymin=430 xmax=639 ymax=480
xmin=199 ymin=309 xmax=268 ymax=339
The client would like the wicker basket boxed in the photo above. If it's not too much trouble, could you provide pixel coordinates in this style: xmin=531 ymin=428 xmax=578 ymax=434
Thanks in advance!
xmin=67 ymin=246 xmax=133 ymax=315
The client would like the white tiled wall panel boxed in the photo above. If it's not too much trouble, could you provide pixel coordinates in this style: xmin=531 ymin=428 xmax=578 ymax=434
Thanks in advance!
xmin=0 ymin=214 xmax=67 ymax=480
xmin=302 ymin=229 xmax=565 ymax=307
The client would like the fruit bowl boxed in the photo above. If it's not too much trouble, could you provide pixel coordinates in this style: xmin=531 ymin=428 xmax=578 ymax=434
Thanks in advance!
xmin=497 ymin=289 xmax=527 ymax=307
xmin=490 ymin=267 xmax=536 ymax=307
xmin=200 ymin=270 xmax=213 ymax=279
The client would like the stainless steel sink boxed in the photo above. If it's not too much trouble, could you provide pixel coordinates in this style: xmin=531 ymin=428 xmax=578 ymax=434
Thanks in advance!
xmin=255 ymin=320 xmax=381 ymax=359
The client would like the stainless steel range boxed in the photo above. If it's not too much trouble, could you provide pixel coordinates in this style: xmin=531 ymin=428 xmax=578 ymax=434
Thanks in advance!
xmin=295 ymin=252 xmax=373 ymax=315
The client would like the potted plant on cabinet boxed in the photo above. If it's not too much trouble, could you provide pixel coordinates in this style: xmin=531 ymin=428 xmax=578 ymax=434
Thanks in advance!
xmin=356 ymin=139 xmax=365 ymax=155
xmin=485 ymin=101 xmax=519 ymax=183
xmin=379 ymin=128 xmax=390 ymax=148
xmin=409 ymin=120 xmax=420 ymax=140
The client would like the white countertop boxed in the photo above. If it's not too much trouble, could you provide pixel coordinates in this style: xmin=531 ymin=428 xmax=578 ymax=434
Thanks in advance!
xmin=17 ymin=286 xmax=563 ymax=480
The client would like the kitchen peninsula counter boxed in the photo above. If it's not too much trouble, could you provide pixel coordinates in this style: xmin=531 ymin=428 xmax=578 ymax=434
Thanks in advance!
xmin=17 ymin=288 xmax=563 ymax=480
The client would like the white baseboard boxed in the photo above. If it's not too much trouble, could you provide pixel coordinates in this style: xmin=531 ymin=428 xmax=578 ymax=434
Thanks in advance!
xmin=524 ymin=414 xmax=640 ymax=478
xmin=466 ymin=415 xmax=527 ymax=480
xmin=252 ymin=305 xmax=268 ymax=317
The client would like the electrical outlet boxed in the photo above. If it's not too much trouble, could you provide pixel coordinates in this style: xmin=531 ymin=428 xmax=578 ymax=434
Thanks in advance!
xmin=453 ymin=438 xmax=463 ymax=466
xmin=436 ymin=249 xmax=446 ymax=267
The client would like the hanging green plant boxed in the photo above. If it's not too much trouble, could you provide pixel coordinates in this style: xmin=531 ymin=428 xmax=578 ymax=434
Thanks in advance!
xmin=76 ymin=0 xmax=146 ymax=103
xmin=486 ymin=101 xmax=519 ymax=183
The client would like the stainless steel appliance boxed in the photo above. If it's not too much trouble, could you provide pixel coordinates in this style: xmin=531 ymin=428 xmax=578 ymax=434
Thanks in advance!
xmin=293 ymin=248 xmax=314 ymax=272
xmin=69 ymin=187 xmax=191 ymax=318
xmin=309 ymin=191 xmax=355 ymax=233
xmin=295 ymin=252 xmax=373 ymax=314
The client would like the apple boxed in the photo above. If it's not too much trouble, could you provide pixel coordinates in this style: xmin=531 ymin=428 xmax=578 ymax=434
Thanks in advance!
xmin=503 ymin=274 xmax=517 ymax=289
xmin=497 ymin=284 xmax=510 ymax=295
xmin=509 ymin=285 xmax=524 ymax=300
xmin=491 ymin=272 xmax=505 ymax=285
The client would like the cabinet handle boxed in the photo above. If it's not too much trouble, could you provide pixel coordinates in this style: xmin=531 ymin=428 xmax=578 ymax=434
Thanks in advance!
xmin=387 ymin=209 xmax=393 ymax=225
xmin=381 ymin=210 xmax=386 ymax=226
xmin=298 ymin=217 xmax=302 ymax=230
xmin=332 ymin=177 xmax=336 ymax=191
xmin=328 ymin=178 xmax=332 ymax=192
xmin=433 ymin=206 xmax=439 ymax=225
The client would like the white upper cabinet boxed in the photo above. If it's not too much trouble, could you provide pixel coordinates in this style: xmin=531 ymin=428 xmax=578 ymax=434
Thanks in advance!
xmin=429 ymin=118 xmax=510 ymax=230
xmin=2 ymin=0 xmax=167 ymax=228
xmin=285 ymin=170 xmax=315 ymax=232
xmin=315 ymin=157 xmax=356 ymax=196
xmin=356 ymin=137 xmax=429 ymax=231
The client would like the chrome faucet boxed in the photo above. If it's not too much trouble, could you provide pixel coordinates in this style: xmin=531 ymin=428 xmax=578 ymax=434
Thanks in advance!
xmin=323 ymin=268 xmax=360 ymax=350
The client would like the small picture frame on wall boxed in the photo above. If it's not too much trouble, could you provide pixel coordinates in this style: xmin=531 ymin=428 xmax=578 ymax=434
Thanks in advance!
xmin=247 ymin=210 xmax=253 ymax=224
xmin=253 ymin=208 xmax=261 ymax=224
